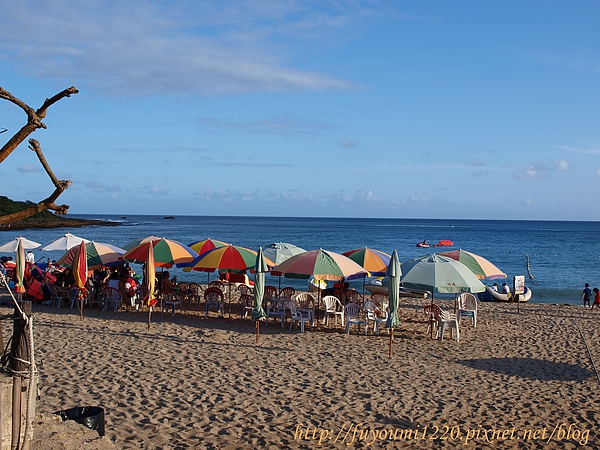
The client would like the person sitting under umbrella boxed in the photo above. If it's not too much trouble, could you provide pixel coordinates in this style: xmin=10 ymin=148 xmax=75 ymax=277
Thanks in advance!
xmin=161 ymin=271 xmax=177 ymax=301
xmin=334 ymin=277 xmax=349 ymax=303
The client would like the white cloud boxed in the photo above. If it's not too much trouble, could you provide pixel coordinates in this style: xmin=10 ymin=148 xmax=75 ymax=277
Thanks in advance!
xmin=554 ymin=160 xmax=570 ymax=171
xmin=0 ymin=1 xmax=363 ymax=97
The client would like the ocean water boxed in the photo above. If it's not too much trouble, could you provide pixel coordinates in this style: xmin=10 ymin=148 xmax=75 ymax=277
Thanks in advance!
xmin=2 ymin=215 xmax=598 ymax=305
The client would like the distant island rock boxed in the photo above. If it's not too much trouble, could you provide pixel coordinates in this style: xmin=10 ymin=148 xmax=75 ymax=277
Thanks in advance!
xmin=164 ymin=216 xmax=175 ymax=219
xmin=0 ymin=196 xmax=119 ymax=230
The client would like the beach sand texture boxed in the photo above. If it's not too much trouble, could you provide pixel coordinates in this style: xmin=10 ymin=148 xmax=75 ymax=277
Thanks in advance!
xmin=3 ymin=296 xmax=599 ymax=449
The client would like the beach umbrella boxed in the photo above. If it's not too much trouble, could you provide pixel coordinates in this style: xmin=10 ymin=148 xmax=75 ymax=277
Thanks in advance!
xmin=263 ymin=242 xmax=306 ymax=265
xmin=272 ymin=248 xmax=368 ymax=281
xmin=185 ymin=244 xmax=275 ymax=272
xmin=14 ymin=238 xmax=26 ymax=298
xmin=184 ymin=245 xmax=275 ymax=317
xmin=41 ymin=232 xmax=90 ymax=251
xmin=188 ymin=238 xmax=229 ymax=255
xmin=438 ymin=249 xmax=507 ymax=280
xmin=72 ymin=241 xmax=89 ymax=320
xmin=400 ymin=254 xmax=486 ymax=295
xmin=343 ymin=247 xmax=392 ymax=297
xmin=183 ymin=238 xmax=229 ymax=281
xmin=386 ymin=250 xmax=400 ymax=358
xmin=342 ymin=247 xmax=391 ymax=277
xmin=122 ymin=237 xmax=196 ymax=268
xmin=145 ymin=241 xmax=158 ymax=329
xmin=252 ymin=247 xmax=269 ymax=345
xmin=0 ymin=236 xmax=41 ymax=252
xmin=57 ymin=241 xmax=126 ymax=270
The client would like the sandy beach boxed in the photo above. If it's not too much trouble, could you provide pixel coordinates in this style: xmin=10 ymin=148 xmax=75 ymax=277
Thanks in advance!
xmin=2 ymin=292 xmax=599 ymax=449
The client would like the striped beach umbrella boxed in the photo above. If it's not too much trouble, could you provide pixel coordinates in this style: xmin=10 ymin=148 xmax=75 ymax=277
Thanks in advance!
xmin=272 ymin=248 xmax=368 ymax=281
xmin=122 ymin=237 xmax=196 ymax=268
xmin=342 ymin=247 xmax=391 ymax=277
xmin=185 ymin=244 xmax=275 ymax=272
xmin=188 ymin=238 xmax=229 ymax=255
xmin=57 ymin=241 xmax=126 ymax=270
xmin=438 ymin=249 xmax=507 ymax=280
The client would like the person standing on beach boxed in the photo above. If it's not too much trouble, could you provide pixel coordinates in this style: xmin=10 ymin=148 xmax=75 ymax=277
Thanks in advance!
xmin=582 ymin=283 xmax=592 ymax=308
xmin=591 ymin=288 xmax=600 ymax=310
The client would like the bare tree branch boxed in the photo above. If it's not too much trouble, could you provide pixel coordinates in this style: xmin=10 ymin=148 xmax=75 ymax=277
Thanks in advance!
xmin=0 ymin=86 xmax=78 ymax=226
xmin=0 ymin=86 xmax=78 ymax=164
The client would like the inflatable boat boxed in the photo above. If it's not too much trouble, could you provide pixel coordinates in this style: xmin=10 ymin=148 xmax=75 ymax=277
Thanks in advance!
xmin=477 ymin=285 xmax=532 ymax=303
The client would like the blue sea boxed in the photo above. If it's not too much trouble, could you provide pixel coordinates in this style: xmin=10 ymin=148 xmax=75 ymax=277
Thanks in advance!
xmin=2 ymin=215 xmax=598 ymax=305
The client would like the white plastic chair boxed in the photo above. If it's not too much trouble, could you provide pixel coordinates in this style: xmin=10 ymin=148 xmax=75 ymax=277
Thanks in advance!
xmin=204 ymin=287 xmax=224 ymax=318
xmin=457 ymin=293 xmax=478 ymax=327
xmin=344 ymin=302 xmax=366 ymax=335
xmin=322 ymin=295 xmax=344 ymax=327
xmin=265 ymin=297 xmax=287 ymax=327
xmin=293 ymin=292 xmax=316 ymax=325
xmin=287 ymin=300 xmax=312 ymax=332
xmin=162 ymin=291 xmax=182 ymax=317
xmin=102 ymin=286 xmax=122 ymax=312
xmin=432 ymin=304 xmax=460 ymax=342
xmin=239 ymin=294 xmax=254 ymax=319
xmin=364 ymin=300 xmax=388 ymax=336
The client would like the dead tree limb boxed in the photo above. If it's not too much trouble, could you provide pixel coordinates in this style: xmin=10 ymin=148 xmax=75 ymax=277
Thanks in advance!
xmin=0 ymin=86 xmax=78 ymax=164
xmin=0 ymin=86 xmax=78 ymax=226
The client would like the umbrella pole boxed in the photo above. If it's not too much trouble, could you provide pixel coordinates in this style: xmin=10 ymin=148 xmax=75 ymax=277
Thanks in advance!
xmin=148 ymin=307 xmax=152 ymax=330
xmin=389 ymin=328 xmax=393 ymax=358
xmin=255 ymin=320 xmax=260 ymax=345
xmin=79 ymin=298 xmax=83 ymax=321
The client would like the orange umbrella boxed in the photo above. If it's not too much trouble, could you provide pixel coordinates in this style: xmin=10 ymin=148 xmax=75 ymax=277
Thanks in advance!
xmin=14 ymin=238 xmax=26 ymax=297
xmin=145 ymin=241 xmax=157 ymax=329
xmin=72 ymin=241 xmax=89 ymax=320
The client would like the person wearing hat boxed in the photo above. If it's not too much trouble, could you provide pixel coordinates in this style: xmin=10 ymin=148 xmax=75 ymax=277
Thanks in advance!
xmin=582 ymin=283 xmax=592 ymax=308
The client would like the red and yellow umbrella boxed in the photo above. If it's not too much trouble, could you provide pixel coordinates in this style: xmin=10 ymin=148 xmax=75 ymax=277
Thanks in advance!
xmin=188 ymin=238 xmax=229 ymax=255
xmin=185 ymin=244 xmax=275 ymax=272
xmin=14 ymin=238 xmax=26 ymax=296
xmin=145 ymin=241 xmax=157 ymax=329
xmin=72 ymin=241 xmax=89 ymax=319
xmin=342 ymin=247 xmax=391 ymax=277
xmin=122 ymin=237 xmax=196 ymax=268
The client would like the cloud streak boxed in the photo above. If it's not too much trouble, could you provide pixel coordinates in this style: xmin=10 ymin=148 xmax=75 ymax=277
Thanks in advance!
xmin=0 ymin=1 xmax=363 ymax=97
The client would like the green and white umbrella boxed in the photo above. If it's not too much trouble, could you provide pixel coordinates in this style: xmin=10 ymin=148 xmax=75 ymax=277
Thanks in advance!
xmin=386 ymin=250 xmax=400 ymax=358
xmin=400 ymin=254 xmax=485 ymax=295
xmin=252 ymin=247 xmax=269 ymax=345
xmin=263 ymin=242 xmax=306 ymax=265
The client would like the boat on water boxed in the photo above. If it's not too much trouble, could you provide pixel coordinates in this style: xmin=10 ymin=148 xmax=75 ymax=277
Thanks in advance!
xmin=416 ymin=240 xmax=454 ymax=248
xmin=477 ymin=285 xmax=532 ymax=303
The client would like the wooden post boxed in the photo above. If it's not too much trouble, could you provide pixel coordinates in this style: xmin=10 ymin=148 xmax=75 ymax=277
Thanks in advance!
xmin=10 ymin=301 xmax=31 ymax=450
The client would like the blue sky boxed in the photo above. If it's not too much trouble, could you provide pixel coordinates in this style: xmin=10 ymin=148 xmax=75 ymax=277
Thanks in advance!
xmin=1 ymin=1 xmax=599 ymax=220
